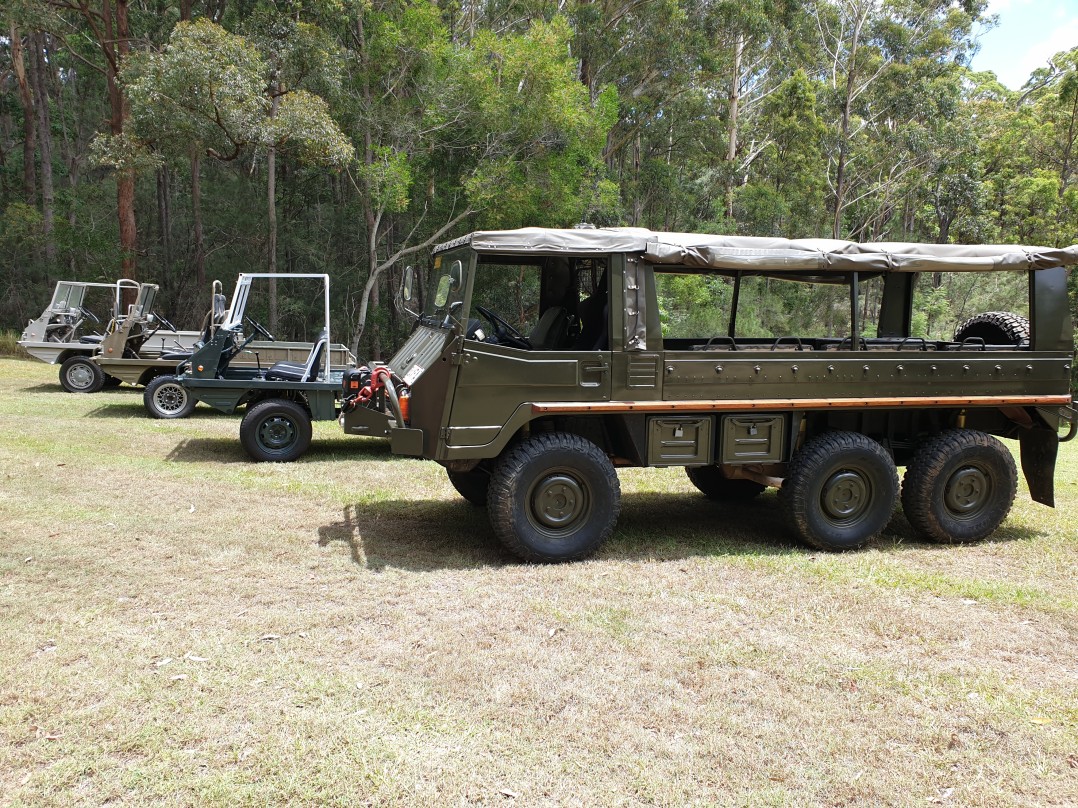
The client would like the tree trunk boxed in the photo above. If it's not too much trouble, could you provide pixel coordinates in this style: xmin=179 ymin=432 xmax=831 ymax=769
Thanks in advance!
xmin=831 ymin=19 xmax=862 ymax=240
xmin=156 ymin=166 xmax=171 ymax=271
xmin=725 ymin=33 xmax=743 ymax=221
xmin=10 ymin=26 xmax=37 ymax=207
xmin=267 ymin=92 xmax=280 ymax=332
xmin=102 ymin=0 xmax=137 ymax=279
xmin=191 ymin=149 xmax=205 ymax=288
xmin=30 ymin=32 xmax=56 ymax=266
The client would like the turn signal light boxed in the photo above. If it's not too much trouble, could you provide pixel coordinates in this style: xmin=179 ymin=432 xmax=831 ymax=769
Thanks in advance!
xmin=197 ymin=365 xmax=204 ymax=372
xmin=399 ymin=392 xmax=410 ymax=423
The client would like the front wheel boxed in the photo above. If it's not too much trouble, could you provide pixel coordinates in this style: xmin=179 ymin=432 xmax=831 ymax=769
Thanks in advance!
xmin=779 ymin=431 xmax=898 ymax=551
xmin=143 ymin=375 xmax=197 ymax=419
xmin=487 ymin=432 xmax=621 ymax=562
xmin=59 ymin=356 xmax=105 ymax=393
xmin=240 ymin=399 xmax=312 ymax=462
xmin=901 ymin=429 xmax=1017 ymax=543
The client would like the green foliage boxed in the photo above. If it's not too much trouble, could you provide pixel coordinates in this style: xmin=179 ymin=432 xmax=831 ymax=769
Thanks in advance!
xmin=1 ymin=2 xmax=1077 ymax=366
xmin=265 ymin=91 xmax=355 ymax=165
xmin=124 ymin=20 xmax=269 ymax=160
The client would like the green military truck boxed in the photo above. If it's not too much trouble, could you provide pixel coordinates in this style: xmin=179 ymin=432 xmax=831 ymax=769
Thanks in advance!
xmin=341 ymin=228 xmax=1076 ymax=562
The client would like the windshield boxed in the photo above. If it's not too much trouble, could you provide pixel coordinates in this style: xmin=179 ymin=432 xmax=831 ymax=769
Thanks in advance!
xmin=50 ymin=283 xmax=86 ymax=311
xmin=422 ymin=248 xmax=470 ymax=329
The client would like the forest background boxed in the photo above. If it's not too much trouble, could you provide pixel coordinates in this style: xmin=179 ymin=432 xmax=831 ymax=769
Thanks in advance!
xmin=1 ymin=0 xmax=1077 ymax=361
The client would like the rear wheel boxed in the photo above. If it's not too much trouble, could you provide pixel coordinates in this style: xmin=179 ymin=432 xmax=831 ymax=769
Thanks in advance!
xmin=901 ymin=429 xmax=1017 ymax=543
xmin=487 ymin=432 xmax=621 ymax=562
xmin=59 ymin=356 xmax=105 ymax=393
xmin=779 ymin=431 xmax=898 ymax=551
xmin=685 ymin=465 xmax=766 ymax=500
xmin=448 ymin=466 xmax=490 ymax=506
xmin=240 ymin=398 xmax=312 ymax=462
xmin=143 ymin=374 xmax=197 ymax=419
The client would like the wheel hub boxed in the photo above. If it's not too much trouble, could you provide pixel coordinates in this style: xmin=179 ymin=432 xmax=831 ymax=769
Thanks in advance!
xmin=531 ymin=473 xmax=587 ymax=531
xmin=154 ymin=385 xmax=186 ymax=413
xmin=259 ymin=416 xmax=296 ymax=450
xmin=821 ymin=470 xmax=870 ymax=523
xmin=68 ymin=364 xmax=93 ymax=389
xmin=945 ymin=466 xmax=990 ymax=516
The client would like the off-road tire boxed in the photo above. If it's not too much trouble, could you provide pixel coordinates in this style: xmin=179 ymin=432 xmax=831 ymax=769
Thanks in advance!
xmin=59 ymin=356 xmax=105 ymax=393
xmin=901 ymin=429 xmax=1017 ymax=543
xmin=954 ymin=311 xmax=1030 ymax=346
xmin=779 ymin=431 xmax=898 ymax=551
xmin=143 ymin=374 xmax=197 ymax=419
xmin=240 ymin=398 xmax=312 ymax=463
xmin=448 ymin=466 xmax=491 ymax=506
xmin=685 ymin=465 xmax=766 ymax=501
xmin=487 ymin=432 xmax=621 ymax=562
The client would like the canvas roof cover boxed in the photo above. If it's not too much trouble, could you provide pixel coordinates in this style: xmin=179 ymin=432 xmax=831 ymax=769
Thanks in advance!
xmin=436 ymin=227 xmax=1078 ymax=273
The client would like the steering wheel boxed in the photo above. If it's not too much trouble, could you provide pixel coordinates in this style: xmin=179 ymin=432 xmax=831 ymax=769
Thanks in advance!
xmin=475 ymin=305 xmax=529 ymax=349
xmin=80 ymin=307 xmax=100 ymax=325
xmin=153 ymin=312 xmax=178 ymax=333
xmin=245 ymin=316 xmax=276 ymax=342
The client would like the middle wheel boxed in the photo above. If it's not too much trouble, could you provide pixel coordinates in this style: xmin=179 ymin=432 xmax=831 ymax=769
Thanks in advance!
xmin=685 ymin=465 xmax=766 ymax=500
xmin=487 ymin=432 xmax=621 ymax=562
xmin=779 ymin=431 xmax=898 ymax=551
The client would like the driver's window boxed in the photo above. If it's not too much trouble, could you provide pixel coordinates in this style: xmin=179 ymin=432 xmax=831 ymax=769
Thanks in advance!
xmin=471 ymin=262 xmax=543 ymax=337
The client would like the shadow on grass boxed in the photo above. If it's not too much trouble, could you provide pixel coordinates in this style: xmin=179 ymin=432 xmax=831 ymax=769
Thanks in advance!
xmin=84 ymin=401 xmax=224 ymax=419
xmin=20 ymin=383 xmax=65 ymax=394
xmin=319 ymin=491 xmax=809 ymax=572
xmin=165 ymin=435 xmax=395 ymax=463
xmin=317 ymin=490 xmax=1047 ymax=572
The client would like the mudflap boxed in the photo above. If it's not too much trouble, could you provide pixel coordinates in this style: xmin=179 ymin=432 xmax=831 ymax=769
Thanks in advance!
xmin=1019 ymin=426 xmax=1058 ymax=507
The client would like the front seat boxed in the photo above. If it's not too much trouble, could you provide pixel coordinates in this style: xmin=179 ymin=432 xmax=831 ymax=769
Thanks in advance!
xmin=528 ymin=307 xmax=570 ymax=350
xmin=264 ymin=332 xmax=328 ymax=382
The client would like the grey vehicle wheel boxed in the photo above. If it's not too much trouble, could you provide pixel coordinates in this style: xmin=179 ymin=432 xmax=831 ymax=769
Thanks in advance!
xmin=954 ymin=311 xmax=1030 ymax=345
xmin=143 ymin=375 xmax=197 ymax=419
xmin=779 ymin=431 xmax=898 ymax=551
xmin=448 ymin=466 xmax=490 ymax=506
xmin=487 ymin=432 xmax=621 ymax=562
xmin=901 ymin=429 xmax=1017 ymax=543
xmin=685 ymin=465 xmax=766 ymax=501
xmin=59 ymin=356 xmax=105 ymax=393
xmin=240 ymin=399 xmax=312 ymax=463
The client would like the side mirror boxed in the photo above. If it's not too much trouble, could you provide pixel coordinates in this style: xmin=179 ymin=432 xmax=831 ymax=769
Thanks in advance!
xmin=396 ymin=265 xmax=420 ymax=320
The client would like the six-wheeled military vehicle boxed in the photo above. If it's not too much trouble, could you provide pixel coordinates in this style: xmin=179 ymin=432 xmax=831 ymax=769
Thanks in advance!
xmin=341 ymin=228 xmax=1077 ymax=562
xmin=18 ymin=278 xmax=198 ymax=391
xmin=167 ymin=273 xmax=354 ymax=461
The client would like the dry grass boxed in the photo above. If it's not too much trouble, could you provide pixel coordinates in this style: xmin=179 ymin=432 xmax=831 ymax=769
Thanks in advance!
xmin=1 ymin=357 xmax=1076 ymax=807
xmin=0 ymin=331 xmax=29 ymax=358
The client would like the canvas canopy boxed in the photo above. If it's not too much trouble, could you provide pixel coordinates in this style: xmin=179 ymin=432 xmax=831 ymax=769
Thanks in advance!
xmin=436 ymin=227 xmax=1078 ymax=273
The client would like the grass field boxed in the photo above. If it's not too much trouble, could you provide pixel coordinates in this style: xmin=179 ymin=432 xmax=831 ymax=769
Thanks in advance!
xmin=1 ymin=356 xmax=1075 ymax=807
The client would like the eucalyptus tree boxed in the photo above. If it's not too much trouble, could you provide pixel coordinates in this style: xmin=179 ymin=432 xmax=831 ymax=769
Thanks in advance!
xmin=123 ymin=18 xmax=353 ymax=325
xmin=340 ymin=4 xmax=614 ymax=355
xmin=810 ymin=0 xmax=986 ymax=238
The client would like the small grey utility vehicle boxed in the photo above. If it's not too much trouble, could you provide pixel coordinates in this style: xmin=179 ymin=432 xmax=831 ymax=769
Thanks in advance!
xmin=342 ymin=227 xmax=1076 ymax=562
xmin=19 ymin=279 xmax=198 ymax=391
xmin=170 ymin=273 xmax=354 ymax=462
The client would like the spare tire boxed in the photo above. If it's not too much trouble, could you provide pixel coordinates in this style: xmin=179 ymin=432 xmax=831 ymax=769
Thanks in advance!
xmin=954 ymin=311 xmax=1029 ymax=346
